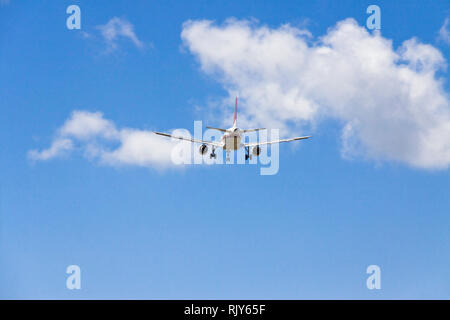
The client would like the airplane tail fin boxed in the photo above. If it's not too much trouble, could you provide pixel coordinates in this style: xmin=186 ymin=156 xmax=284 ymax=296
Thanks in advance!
xmin=233 ymin=97 xmax=237 ymax=127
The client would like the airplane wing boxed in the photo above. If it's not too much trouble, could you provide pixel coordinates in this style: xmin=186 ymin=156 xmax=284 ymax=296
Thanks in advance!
xmin=153 ymin=131 xmax=223 ymax=147
xmin=243 ymin=136 xmax=311 ymax=147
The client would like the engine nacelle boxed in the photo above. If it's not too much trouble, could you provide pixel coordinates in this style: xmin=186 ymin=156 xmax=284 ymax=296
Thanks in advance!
xmin=199 ymin=144 xmax=208 ymax=155
xmin=252 ymin=146 xmax=261 ymax=156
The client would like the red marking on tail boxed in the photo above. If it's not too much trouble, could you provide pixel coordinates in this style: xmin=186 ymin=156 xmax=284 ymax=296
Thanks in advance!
xmin=234 ymin=97 xmax=237 ymax=126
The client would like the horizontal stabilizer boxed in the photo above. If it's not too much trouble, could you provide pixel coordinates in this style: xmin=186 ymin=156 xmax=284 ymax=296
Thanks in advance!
xmin=242 ymin=128 xmax=266 ymax=133
xmin=206 ymin=126 xmax=227 ymax=132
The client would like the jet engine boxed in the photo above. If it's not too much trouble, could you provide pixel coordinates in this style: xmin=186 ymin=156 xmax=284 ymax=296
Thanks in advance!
xmin=252 ymin=146 xmax=261 ymax=156
xmin=199 ymin=144 xmax=208 ymax=155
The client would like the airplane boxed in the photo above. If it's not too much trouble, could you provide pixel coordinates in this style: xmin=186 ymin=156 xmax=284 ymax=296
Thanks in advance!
xmin=153 ymin=97 xmax=311 ymax=162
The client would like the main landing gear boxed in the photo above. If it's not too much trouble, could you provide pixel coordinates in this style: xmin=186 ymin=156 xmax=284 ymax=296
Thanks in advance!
xmin=245 ymin=146 xmax=252 ymax=161
xmin=210 ymin=147 xmax=216 ymax=159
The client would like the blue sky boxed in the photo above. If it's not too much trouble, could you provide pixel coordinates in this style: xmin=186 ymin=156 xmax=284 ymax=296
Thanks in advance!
xmin=1 ymin=0 xmax=449 ymax=299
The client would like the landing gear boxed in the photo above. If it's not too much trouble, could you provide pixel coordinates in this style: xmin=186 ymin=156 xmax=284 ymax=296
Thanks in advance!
xmin=210 ymin=147 xmax=216 ymax=159
xmin=245 ymin=146 xmax=252 ymax=161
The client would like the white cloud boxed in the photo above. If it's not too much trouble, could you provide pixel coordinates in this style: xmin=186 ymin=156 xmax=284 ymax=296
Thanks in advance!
xmin=96 ymin=17 xmax=144 ymax=50
xmin=438 ymin=18 xmax=450 ymax=44
xmin=28 ymin=138 xmax=73 ymax=161
xmin=59 ymin=110 xmax=118 ymax=140
xmin=100 ymin=129 xmax=176 ymax=167
xmin=28 ymin=111 xmax=180 ymax=169
xmin=181 ymin=18 xmax=450 ymax=169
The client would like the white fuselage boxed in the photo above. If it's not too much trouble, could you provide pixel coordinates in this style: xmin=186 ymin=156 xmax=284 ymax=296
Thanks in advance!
xmin=221 ymin=127 xmax=242 ymax=151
